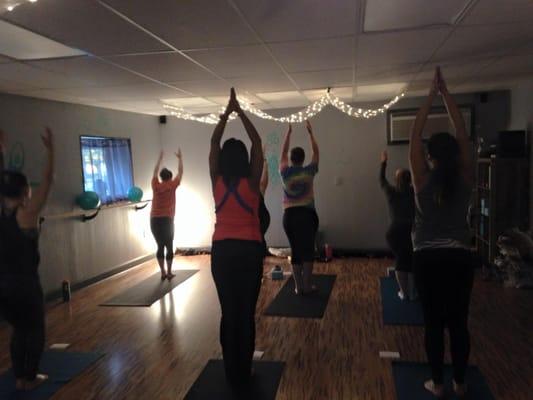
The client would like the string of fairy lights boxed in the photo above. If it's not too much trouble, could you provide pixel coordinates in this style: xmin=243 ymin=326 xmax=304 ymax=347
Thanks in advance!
xmin=162 ymin=90 xmax=406 ymax=125
xmin=3 ymin=0 xmax=38 ymax=12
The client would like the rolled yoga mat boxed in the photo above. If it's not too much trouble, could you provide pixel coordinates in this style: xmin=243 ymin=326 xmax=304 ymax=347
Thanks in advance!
xmin=0 ymin=351 xmax=104 ymax=400
xmin=184 ymin=360 xmax=285 ymax=400
xmin=100 ymin=270 xmax=198 ymax=306
xmin=264 ymin=274 xmax=336 ymax=318
xmin=380 ymin=277 xmax=424 ymax=326
xmin=392 ymin=361 xmax=495 ymax=400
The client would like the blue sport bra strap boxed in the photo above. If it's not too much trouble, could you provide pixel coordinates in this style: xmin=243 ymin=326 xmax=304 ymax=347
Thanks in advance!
xmin=215 ymin=181 xmax=254 ymax=215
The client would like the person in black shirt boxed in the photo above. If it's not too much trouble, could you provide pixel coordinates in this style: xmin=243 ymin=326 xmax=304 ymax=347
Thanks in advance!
xmin=0 ymin=127 xmax=54 ymax=391
xmin=380 ymin=150 xmax=415 ymax=300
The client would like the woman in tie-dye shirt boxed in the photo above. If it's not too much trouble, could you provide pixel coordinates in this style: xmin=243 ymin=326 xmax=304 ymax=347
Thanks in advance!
xmin=279 ymin=120 xmax=319 ymax=295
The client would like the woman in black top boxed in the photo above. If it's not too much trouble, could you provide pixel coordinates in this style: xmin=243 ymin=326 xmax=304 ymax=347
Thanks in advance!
xmin=379 ymin=150 xmax=415 ymax=300
xmin=0 ymin=128 xmax=54 ymax=391
xmin=409 ymin=67 xmax=474 ymax=398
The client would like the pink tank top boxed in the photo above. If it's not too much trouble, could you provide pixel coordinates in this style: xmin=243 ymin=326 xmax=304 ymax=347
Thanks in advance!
xmin=212 ymin=177 xmax=261 ymax=242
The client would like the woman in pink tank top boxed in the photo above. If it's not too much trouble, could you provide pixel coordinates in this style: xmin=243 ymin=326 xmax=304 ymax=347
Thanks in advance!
xmin=209 ymin=88 xmax=264 ymax=393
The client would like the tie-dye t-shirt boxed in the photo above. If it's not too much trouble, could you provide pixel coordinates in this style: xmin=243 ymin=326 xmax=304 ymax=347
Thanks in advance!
xmin=280 ymin=163 xmax=318 ymax=209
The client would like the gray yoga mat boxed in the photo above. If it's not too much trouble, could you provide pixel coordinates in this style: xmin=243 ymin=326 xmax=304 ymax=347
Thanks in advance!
xmin=100 ymin=270 xmax=198 ymax=306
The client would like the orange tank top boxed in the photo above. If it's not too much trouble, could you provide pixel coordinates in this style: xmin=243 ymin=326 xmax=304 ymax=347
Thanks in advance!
xmin=212 ymin=177 xmax=261 ymax=242
xmin=151 ymin=177 xmax=180 ymax=218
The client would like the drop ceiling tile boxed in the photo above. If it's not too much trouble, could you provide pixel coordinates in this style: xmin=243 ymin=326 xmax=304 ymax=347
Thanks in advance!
xmin=183 ymin=105 xmax=225 ymax=115
xmin=480 ymin=54 xmax=533 ymax=78
xmin=183 ymin=46 xmax=283 ymax=78
xmin=461 ymin=0 xmax=533 ymax=25
xmin=161 ymin=97 xmax=217 ymax=108
xmin=416 ymin=58 xmax=495 ymax=81
xmin=105 ymin=53 xmax=216 ymax=83
xmin=356 ymin=63 xmax=420 ymax=85
xmin=364 ymin=0 xmax=466 ymax=32
xmin=47 ymin=84 xmax=189 ymax=102
xmin=356 ymin=82 xmax=406 ymax=96
xmin=4 ymin=88 xmax=90 ymax=105
xmin=168 ymin=79 xmax=231 ymax=97
xmin=206 ymin=94 xmax=264 ymax=106
xmin=233 ymin=0 xmax=358 ymax=42
xmin=269 ymin=37 xmax=354 ymax=72
xmin=290 ymin=69 xmax=353 ymax=90
xmin=91 ymin=100 xmax=168 ymax=115
xmin=0 ymin=76 xmax=39 ymax=92
xmin=435 ymin=22 xmax=533 ymax=61
xmin=304 ymin=87 xmax=353 ymax=101
xmin=0 ymin=62 xmax=90 ymax=89
xmin=2 ymin=0 xmax=168 ymax=55
xmin=104 ymin=0 xmax=258 ymax=49
xmin=357 ymin=28 xmax=450 ymax=68
xmin=255 ymin=90 xmax=307 ymax=104
xmin=229 ymin=75 xmax=296 ymax=93
xmin=29 ymin=56 xmax=149 ymax=86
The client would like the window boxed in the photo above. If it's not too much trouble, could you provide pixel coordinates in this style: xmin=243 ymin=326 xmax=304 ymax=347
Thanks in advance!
xmin=80 ymin=136 xmax=134 ymax=204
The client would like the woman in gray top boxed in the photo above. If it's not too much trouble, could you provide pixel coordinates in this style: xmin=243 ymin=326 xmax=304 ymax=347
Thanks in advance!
xmin=409 ymin=67 xmax=474 ymax=398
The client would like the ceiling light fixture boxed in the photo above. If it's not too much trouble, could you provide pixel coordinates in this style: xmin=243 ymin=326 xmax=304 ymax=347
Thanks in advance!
xmin=163 ymin=89 xmax=405 ymax=124
xmin=4 ymin=0 xmax=38 ymax=13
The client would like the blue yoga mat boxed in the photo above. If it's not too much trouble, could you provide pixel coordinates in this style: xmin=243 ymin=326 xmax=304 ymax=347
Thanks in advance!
xmin=392 ymin=361 xmax=495 ymax=400
xmin=380 ymin=277 xmax=424 ymax=326
xmin=185 ymin=360 xmax=285 ymax=400
xmin=0 ymin=351 xmax=104 ymax=400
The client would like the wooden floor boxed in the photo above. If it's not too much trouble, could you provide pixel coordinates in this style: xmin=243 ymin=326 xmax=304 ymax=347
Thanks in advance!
xmin=1 ymin=256 xmax=532 ymax=399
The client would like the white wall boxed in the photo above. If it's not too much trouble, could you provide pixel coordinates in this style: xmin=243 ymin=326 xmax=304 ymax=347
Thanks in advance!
xmin=507 ymin=81 xmax=533 ymax=230
xmin=161 ymin=91 xmax=510 ymax=250
xmin=0 ymin=93 xmax=161 ymax=295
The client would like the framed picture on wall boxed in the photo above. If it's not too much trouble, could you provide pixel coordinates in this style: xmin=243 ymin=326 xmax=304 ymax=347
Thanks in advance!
xmin=387 ymin=105 xmax=475 ymax=144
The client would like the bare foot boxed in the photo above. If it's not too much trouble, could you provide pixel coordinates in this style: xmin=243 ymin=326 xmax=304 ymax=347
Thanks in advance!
xmin=21 ymin=374 xmax=49 ymax=391
xmin=453 ymin=381 xmax=467 ymax=397
xmin=166 ymin=272 xmax=176 ymax=280
xmin=424 ymin=380 xmax=444 ymax=398
xmin=160 ymin=273 xmax=167 ymax=280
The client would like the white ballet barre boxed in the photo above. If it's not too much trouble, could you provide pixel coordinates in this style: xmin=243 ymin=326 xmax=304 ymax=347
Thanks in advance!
xmin=40 ymin=199 xmax=152 ymax=224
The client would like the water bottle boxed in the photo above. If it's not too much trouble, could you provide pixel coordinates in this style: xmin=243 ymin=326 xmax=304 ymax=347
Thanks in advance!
xmin=62 ymin=280 xmax=71 ymax=302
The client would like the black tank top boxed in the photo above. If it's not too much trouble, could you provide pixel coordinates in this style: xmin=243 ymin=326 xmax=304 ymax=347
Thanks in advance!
xmin=0 ymin=206 xmax=40 ymax=275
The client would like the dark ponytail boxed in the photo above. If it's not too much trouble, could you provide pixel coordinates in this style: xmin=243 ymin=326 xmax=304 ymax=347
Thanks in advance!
xmin=427 ymin=132 xmax=460 ymax=205
xmin=0 ymin=170 xmax=29 ymax=198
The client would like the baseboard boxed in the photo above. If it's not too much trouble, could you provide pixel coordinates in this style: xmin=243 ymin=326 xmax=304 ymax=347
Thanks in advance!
xmin=45 ymin=254 xmax=154 ymax=302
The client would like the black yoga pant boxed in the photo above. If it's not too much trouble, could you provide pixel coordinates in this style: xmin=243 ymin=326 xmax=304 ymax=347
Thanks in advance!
xmin=211 ymin=240 xmax=263 ymax=386
xmin=0 ymin=274 xmax=45 ymax=380
xmin=283 ymin=207 xmax=319 ymax=265
xmin=413 ymin=248 xmax=474 ymax=384
xmin=150 ymin=217 xmax=174 ymax=259
xmin=386 ymin=222 xmax=413 ymax=272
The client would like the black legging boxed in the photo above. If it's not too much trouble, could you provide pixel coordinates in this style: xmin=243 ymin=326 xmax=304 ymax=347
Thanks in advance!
xmin=283 ymin=207 xmax=319 ymax=264
xmin=0 ymin=274 xmax=45 ymax=380
xmin=413 ymin=248 xmax=474 ymax=384
xmin=386 ymin=222 xmax=413 ymax=272
xmin=211 ymin=240 xmax=263 ymax=386
xmin=150 ymin=217 xmax=174 ymax=260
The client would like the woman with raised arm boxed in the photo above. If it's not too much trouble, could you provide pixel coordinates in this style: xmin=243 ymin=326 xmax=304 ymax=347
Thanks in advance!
xmin=280 ymin=120 xmax=319 ymax=295
xmin=0 ymin=128 xmax=54 ymax=391
xmin=150 ymin=149 xmax=183 ymax=280
xmin=409 ymin=67 xmax=474 ymax=398
xmin=379 ymin=150 xmax=415 ymax=300
xmin=209 ymin=88 xmax=263 ymax=392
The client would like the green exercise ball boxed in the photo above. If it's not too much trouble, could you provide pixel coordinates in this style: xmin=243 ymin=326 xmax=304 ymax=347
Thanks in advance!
xmin=127 ymin=186 xmax=143 ymax=202
xmin=76 ymin=191 xmax=101 ymax=210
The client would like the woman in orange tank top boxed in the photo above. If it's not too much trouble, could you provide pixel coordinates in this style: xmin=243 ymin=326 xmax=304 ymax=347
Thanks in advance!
xmin=209 ymin=88 xmax=264 ymax=394
xmin=150 ymin=150 xmax=183 ymax=280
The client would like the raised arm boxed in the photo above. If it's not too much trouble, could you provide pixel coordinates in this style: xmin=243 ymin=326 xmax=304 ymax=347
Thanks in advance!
xmin=153 ymin=151 xmax=163 ymax=180
xmin=234 ymin=92 xmax=263 ymax=192
xmin=174 ymin=148 xmax=183 ymax=184
xmin=209 ymin=89 xmax=234 ymax=187
xmin=260 ymin=146 xmax=269 ymax=195
xmin=438 ymin=69 xmax=473 ymax=185
xmin=379 ymin=150 xmax=391 ymax=189
xmin=409 ymin=69 xmax=438 ymax=193
xmin=306 ymin=120 xmax=319 ymax=165
xmin=26 ymin=128 xmax=54 ymax=215
xmin=280 ymin=124 xmax=292 ymax=170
